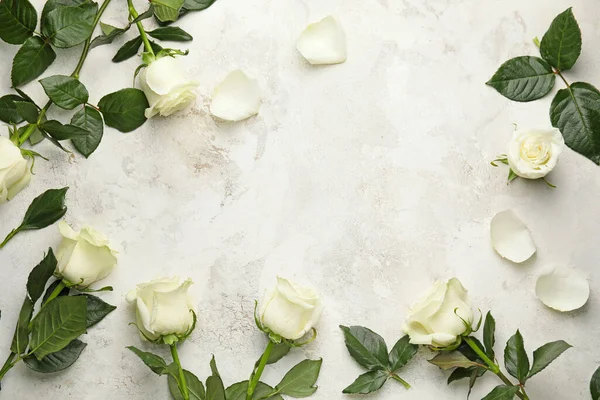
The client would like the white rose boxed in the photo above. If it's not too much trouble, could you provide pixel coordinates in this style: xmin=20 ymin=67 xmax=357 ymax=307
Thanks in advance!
xmin=138 ymin=56 xmax=199 ymax=118
xmin=0 ymin=137 xmax=31 ymax=203
xmin=507 ymin=128 xmax=565 ymax=179
xmin=403 ymin=278 xmax=473 ymax=347
xmin=55 ymin=221 xmax=117 ymax=287
xmin=259 ymin=277 xmax=323 ymax=340
xmin=126 ymin=277 xmax=195 ymax=342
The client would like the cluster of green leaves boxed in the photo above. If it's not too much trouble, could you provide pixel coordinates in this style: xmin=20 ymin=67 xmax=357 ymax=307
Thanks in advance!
xmin=429 ymin=312 xmax=571 ymax=399
xmin=0 ymin=0 xmax=151 ymax=159
xmin=339 ymin=326 xmax=417 ymax=395
xmin=0 ymin=188 xmax=68 ymax=248
xmin=487 ymin=8 xmax=600 ymax=165
xmin=3 ymin=249 xmax=115 ymax=383
xmin=228 ymin=341 xmax=322 ymax=400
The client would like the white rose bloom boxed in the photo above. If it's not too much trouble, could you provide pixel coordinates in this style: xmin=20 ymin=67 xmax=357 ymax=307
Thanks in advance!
xmin=55 ymin=221 xmax=117 ymax=287
xmin=126 ymin=277 xmax=195 ymax=341
xmin=0 ymin=137 xmax=31 ymax=203
xmin=403 ymin=278 xmax=473 ymax=347
xmin=138 ymin=56 xmax=199 ymax=118
xmin=507 ymin=128 xmax=565 ymax=179
xmin=259 ymin=277 xmax=323 ymax=340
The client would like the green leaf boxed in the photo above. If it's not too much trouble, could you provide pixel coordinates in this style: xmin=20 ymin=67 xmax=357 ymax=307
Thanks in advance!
xmin=168 ymin=369 xmax=206 ymax=400
xmin=481 ymin=385 xmax=520 ymax=400
xmin=90 ymin=22 xmax=129 ymax=48
xmin=527 ymin=340 xmax=571 ymax=378
xmin=79 ymin=294 xmax=116 ymax=328
xmin=42 ymin=279 xmax=70 ymax=303
xmin=127 ymin=346 xmax=169 ymax=375
xmin=540 ymin=8 xmax=582 ymax=71
xmin=20 ymin=187 xmax=69 ymax=230
xmin=27 ymin=248 xmax=58 ymax=303
xmin=147 ymin=26 xmax=192 ymax=41
xmin=447 ymin=366 xmax=485 ymax=397
xmin=71 ymin=105 xmax=103 ymax=157
xmin=42 ymin=2 xmax=98 ymax=48
xmin=149 ymin=40 xmax=163 ymax=54
xmin=23 ymin=339 xmax=86 ymax=372
xmin=205 ymin=375 xmax=226 ymax=400
xmin=41 ymin=0 xmax=88 ymax=24
xmin=591 ymin=365 xmax=600 ymax=400
xmin=274 ymin=358 xmax=322 ymax=397
xmin=11 ymin=36 xmax=57 ymax=87
xmin=0 ymin=0 xmax=37 ymax=44
xmin=225 ymin=381 xmax=282 ymax=400
xmin=0 ymin=94 xmax=27 ymax=124
xmin=151 ymin=0 xmax=184 ymax=22
xmin=339 ymin=325 xmax=389 ymax=370
xmin=40 ymin=120 xmax=90 ymax=140
xmin=342 ymin=370 xmax=389 ymax=395
xmin=39 ymin=75 xmax=89 ymax=110
xmin=550 ymin=82 xmax=600 ymax=164
xmin=388 ymin=335 xmax=417 ymax=371
xmin=132 ymin=5 xmax=154 ymax=23
xmin=182 ymin=0 xmax=215 ymax=11
xmin=483 ymin=311 xmax=496 ymax=360
xmin=14 ymin=100 xmax=39 ymax=123
xmin=428 ymin=351 xmax=480 ymax=370
xmin=267 ymin=341 xmax=291 ymax=364
xmin=112 ymin=35 xmax=142 ymax=62
xmin=10 ymin=297 xmax=34 ymax=354
xmin=486 ymin=56 xmax=555 ymax=102
xmin=504 ymin=330 xmax=529 ymax=383
xmin=29 ymin=296 xmax=87 ymax=360
xmin=98 ymin=88 xmax=149 ymax=133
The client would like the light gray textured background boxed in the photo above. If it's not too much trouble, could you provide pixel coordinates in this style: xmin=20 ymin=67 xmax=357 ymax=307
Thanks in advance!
xmin=1 ymin=0 xmax=599 ymax=398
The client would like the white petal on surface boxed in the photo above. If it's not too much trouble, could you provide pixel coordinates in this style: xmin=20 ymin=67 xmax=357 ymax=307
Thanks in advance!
xmin=210 ymin=70 xmax=261 ymax=121
xmin=490 ymin=210 xmax=536 ymax=263
xmin=296 ymin=16 xmax=347 ymax=65
xmin=536 ymin=267 xmax=590 ymax=312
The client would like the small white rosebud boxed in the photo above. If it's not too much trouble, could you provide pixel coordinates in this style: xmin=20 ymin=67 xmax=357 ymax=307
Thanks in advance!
xmin=403 ymin=278 xmax=473 ymax=348
xmin=0 ymin=137 xmax=31 ymax=203
xmin=138 ymin=56 xmax=199 ymax=118
xmin=126 ymin=277 xmax=195 ymax=342
xmin=259 ymin=277 xmax=323 ymax=341
xmin=55 ymin=221 xmax=117 ymax=287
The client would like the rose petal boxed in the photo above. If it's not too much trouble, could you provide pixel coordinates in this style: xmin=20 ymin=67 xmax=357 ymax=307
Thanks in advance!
xmin=145 ymin=56 xmax=185 ymax=95
xmin=296 ymin=16 xmax=347 ymax=65
xmin=210 ymin=70 xmax=261 ymax=121
xmin=535 ymin=267 xmax=589 ymax=312
xmin=490 ymin=210 xmax=536 ymax=263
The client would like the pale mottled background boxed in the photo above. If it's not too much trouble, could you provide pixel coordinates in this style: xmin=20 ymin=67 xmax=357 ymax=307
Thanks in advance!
xmin=1 ymin=0 xmax=599 ymax=398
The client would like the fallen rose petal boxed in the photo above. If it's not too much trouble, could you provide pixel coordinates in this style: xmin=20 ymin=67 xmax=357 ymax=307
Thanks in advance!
xmin=490 ymin=210 xmax=536 ymax=263
xmin=536 ymin=267 xmax=589 ymax=312
xmin=296 ymin=16 xmax=347 ymax=65
xmin=210 ymin=70 xmax=261 ymax=121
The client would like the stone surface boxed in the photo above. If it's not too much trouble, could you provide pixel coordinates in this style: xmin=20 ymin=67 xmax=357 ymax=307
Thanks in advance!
xmin=0 ymin=0 xmax=599 ymax=398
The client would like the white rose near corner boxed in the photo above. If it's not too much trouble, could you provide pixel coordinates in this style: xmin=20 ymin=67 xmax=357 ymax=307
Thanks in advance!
xmin=0 ymin=136 xmax=31 ymax=203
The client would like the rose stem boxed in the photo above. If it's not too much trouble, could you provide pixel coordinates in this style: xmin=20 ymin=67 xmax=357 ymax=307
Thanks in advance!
xmin=18 ymin=0 xmax=113 ymax=146
xmin=246 ymin=340 xmax=274 ymax=400
xmin=170 ymin=344 xmax=189 ymax=400
xmin=126 ymin=0 xmax=154 ymax=56
xmin=463 ymin=337 xmax=526 ymax=400
xmin=390 ymin=373 xmax=411 ymax=389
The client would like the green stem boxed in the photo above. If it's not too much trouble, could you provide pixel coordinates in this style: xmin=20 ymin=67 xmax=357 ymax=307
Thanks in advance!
xmin=556 ymin=69 xmax=570 ymax=88
xmin=17 ymin=0 xmax=113 ymax=146
xmin=463 ymin=337 xmax=526 ymax=400
xmin=127 ymin=0 xmax=154 ymax=55
xmin=521 ymin=386 xmax=531 ymax=400
xmin=43 ymin=281 xmax=66 ymax=307
xmin=171 ymin=344 xmax=189 ymax=400
xmin=390 ymin=373 xmax=411 ymax=389
xmin=0 ymin=352 xmax=16 ymax=381
xmin=246 ymin=340 xmax=274 ymax=400
xmin=0 ymin=226 xmax=22 ymax=249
